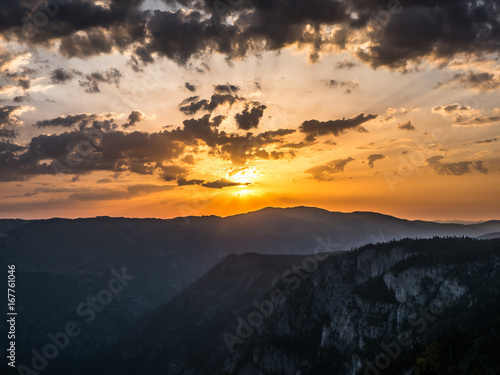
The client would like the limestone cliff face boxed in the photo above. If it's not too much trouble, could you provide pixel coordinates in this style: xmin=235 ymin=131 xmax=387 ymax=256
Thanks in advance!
xmin=217 ymin=238 xmax=500 ymax=375
xmin=62 ymin=237 xmax=500 ymax=375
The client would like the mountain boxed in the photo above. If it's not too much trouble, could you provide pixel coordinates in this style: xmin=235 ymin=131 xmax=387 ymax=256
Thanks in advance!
xmin=1 ymin=207 xmax=499 ymax=372
xmin=97 ymin=237 xmax=500 ymax=375
xmin=477 ymin=232 xmax=500 ymax=240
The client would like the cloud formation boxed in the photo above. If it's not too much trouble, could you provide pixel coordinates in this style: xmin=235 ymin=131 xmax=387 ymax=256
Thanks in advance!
xmin=367 ymin=154 xmax=385 ymax=168
xmin=1 ymin=0 xmax=497 ymax=70
xmin=305 ymin=157 xmax=355 ymax=181
xmin=426 ymin=156 xmax=488 ymax=176
xmin=299 ymin=113 xmax=376 ymax=142
xmin=123 ymin=111 xmax=146 ymax=129
xmin=234 ymin=103 xmax=267 ymax=130
xmin=50 ymin=68 xmax=74 ymax=84
xmin=397 ymin=119 xmax=416 ymax=131
xmin=0 ymin=105 xmax=29 ymax=139
xmin=1 ymin=109 xmax=297 ymax=181
xmin=79 ymin=68 xmax=122 ymax=93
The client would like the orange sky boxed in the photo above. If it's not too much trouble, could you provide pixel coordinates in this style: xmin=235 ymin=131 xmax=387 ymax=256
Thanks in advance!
xmin=0 ymin=1 xmax=499 ymax=221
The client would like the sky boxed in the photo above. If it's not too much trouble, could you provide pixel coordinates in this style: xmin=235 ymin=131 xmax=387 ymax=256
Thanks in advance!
xmin=0 ymin=0 xmax=499 ymax=221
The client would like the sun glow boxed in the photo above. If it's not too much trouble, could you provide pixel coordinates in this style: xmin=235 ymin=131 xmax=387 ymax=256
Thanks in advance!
xmin=228 ymin=167 xmax=261 ymax=184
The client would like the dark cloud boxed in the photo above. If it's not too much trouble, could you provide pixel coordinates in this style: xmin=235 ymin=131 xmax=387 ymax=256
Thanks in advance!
xmin=177 ymin=178 xmax=204 ymax=186
xmin=299 ymin=113 xmax=377 ymax=142
xmin=2 ymin=111 xmax=296 ymax=180
xmin=17 ymin=78 xmax=30 ymax=90
xmin=214 ymin=84 xmax=239 ymax=93
xmin=179 ymin=96 xmax=210 ymax=115
xmin=335 ymin=59 xmax=358 ymax=69
xmin=305 ymin=157 xmax=355 ymax=181
xmin=202 ymin=178 xmax=248 ymax=189
xmin=432 ymin=104 xmax=470 ymax=113
xmin=0 ymin=141 xmax=24 ymax=152
xmin=159 ymin=165 xmax=189 ymax=181
xmin=34 ymin=113 xmax=117 ymax=130
xmin=472 ymin=137 xmax=498 ymax=145
xmin=50 ymin=68 xmax=74 ymax=84
xmin=97 ymin=178 xmax=112 ymax=183
xmin=79 ymin=68 xmax=122 ymax=93
xmin=206 ymin=93 xmax=240 ymax=111
xmin=426 ymin=156 xmax=488 ymax=176
xmin=326 ymin=79 xmax=359 ymax=94
xmin=454 ymin=113 xmax=500 ymax=126
xmin=123 ymin=111 xmax=146 ymax=129
xmin=13 ymin=95 xmax=29 ymax=103
xmin=185 ymin=82 xmax=196 ymax=92
xmin=234 ymin=103 xmax=267 ymax=130
xmin=0 ymin=105 xmax=25 ymax=139
xmin=0 ymin=0 xmax=498 ymax=70
xmin=440 ymin=72 xmax=500 ymax=92
xmin=179 ymin=92 xmax=241 ymax=115
xmin=18 ymin=1 xmax=148 ymax=59
xmin=367 ymin=154 xmax=385 ymax=168
xmin=397 ymin=119 xmax=416 ymax=131
xmin=356 ymin=1 xmax=500 ymax=70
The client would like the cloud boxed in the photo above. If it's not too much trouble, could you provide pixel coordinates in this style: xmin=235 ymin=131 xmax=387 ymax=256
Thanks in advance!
xmin=1 ymin=111 xmax=296 ymax=181
xmin=432 ymin=104 xmax=471 ymax=115
xmin=0 ymin=141 xmax=24 ymax=152
xmin=13 ymin=94 xmax=30 ymax=103
xmin=234 ymin=103 xmax=267 ymax=130
xmin=0 ymin=0 xmax=497 ymax=71
xmin=397 ymin=119 xmax=416 ymax=131
xmin=387 ymin=107 xmax=419 ymax=116
xmin=177 ymin=178 xmax=205 ymax=186
xmin=454 ymin=110 xmax=500 ymax=126
xmin=123 ymin=111 xmax=146 ymax=129
xmin=33 ymin=113 xmax=118 ymax=130
xmin=299 ymin=113 xmax=377 ymax=142
xmin=50 ymin=68 xmax=74 ymax=84
xmin=472 ymin=137 xmax=498 ymax=145
xmin=179 ymin=96 xmax=210 ymax=115
xmin=0 ymin=105 xmax=29 ymax=138
xmin=434 ymin=105 xmax=500 ymax=126
xmin=305 ymin=157 xmax=355 ymax=181
xmin=356 ymin=1 xmax=500 ymax=70
xmin=185 ymin=82 xmax=196 ymax=92
xmin=159 ymin=165 xmax=189 ymax=181
xmin=79 ymin=68 xmax=122 ymax=93
xmin=335 ymin=59 xmax=358 ymax=69
xmin=202 ymin=178 xmax=248 ymax=189
xmin=214 ymin=84 xmax=239 ymax=93
xmin=367 ymin=154 xmax=385 ymax=168
xmin=438 ymin=71 xmax=500 ymax=92
xmin=426 ymin=155 xmax=488 ymax=176
xmin=279 ymin=142 xmax=309 ymax=149
xmin=181 ymin=155 xmax=195 ymax=164
xmin=325 ymin=79 xmax=359 ymax=94
xmin=69 ymin=184 xmax=174 ymax=202
xmin=179 ymin=90 xmax=242 ymax=115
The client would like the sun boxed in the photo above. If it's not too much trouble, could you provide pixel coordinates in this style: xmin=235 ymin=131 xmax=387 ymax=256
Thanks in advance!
xmin=228 ymin=167 xmax=261 ymax=185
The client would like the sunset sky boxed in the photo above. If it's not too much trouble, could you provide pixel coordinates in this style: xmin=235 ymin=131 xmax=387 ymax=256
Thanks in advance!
xmin=0 ymin=0 xmax=499 ymax=220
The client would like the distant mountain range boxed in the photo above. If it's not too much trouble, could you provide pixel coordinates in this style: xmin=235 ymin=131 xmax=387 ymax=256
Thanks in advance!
xmin=1 ymin=207 xmax=499 ymax=374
